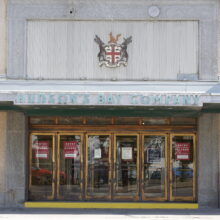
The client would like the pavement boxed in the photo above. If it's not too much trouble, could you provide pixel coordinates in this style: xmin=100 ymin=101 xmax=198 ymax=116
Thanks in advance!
xmin=0 ymin=209 xmax=220 ymax=220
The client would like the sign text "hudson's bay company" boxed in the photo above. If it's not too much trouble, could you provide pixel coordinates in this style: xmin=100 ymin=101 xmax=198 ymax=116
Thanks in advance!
xmin=14 ymin=93 xmax=201 ymax=106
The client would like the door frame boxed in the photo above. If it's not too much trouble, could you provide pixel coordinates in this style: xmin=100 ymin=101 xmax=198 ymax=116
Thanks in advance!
xmin=113 ymin=133 xmax=140 ymax=201
xmin=57 ymin=133 xmax=84 ymax=200
xmin=29 ymin=132 xmax=56 ymax=200
xmin=85 ymin=133 xmax=112 ymax=200
xmin=28 ymin=130 xmax=197 ymax=202
xmin=140 ymin=133 xmax=168 ymax=201
xmin=169 ymin=133 xmax=197 ymax=202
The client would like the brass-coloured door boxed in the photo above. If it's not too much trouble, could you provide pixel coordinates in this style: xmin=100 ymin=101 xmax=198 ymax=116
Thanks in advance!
xmin=141 ymin=134 xmax=168 ymax=201
xmin=29 ymin=131 xmax=196 ymax=202
xmin=29 ymin=132 xmax=84 ymax=201
xmin=57 ymin=133 xmax=83 ymax=200
xmin=29 ymin=133 xmax=55 ymax=200
xmin=170 ymin=134 xmax=196 ymax=202
xmin=85 ymin=134 xmax=112 ymax=199
xmin=113 ymin=134 xmax=139 ymax=200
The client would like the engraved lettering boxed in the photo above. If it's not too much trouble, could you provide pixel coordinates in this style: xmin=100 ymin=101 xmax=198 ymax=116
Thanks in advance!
xmin=82 ymin=94 xmax=90 ymax=105
xmin=48 ymin=95 xmax=55 ymax=104
xmin=98 ymin=94 xmax=105 ymax=104
xmin=28 ymin=94 xmax=35 ymax=104
xmin=130 ymin=95 xmax=139 ymax=104
xmin=140 ymin=95 xmax=150 ymax=104
xmin=69 ymin=95 xmax=77 ymax=104
xmin=37 ymin=94 xmax=46 ymax=104
xmin=115 ymin=95 xmax=121 ymax=104
xmin=58 ymin=95 xmax=68 ymax=104
xmin=192 ymin=95 xmax=200 ymax=105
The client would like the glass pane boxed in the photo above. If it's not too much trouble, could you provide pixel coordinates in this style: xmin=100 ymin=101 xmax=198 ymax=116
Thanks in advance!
xmin=143 ymin=136 xmax=166 ymax=198
xmin=30 ymin=117 xmax=56 ymax=125
xmin=115 ymin=118 xmax=139 ymax=125
xmin=87 ymin=135 xmax=110 ymax=197
xmin=58 ymin=117 xmax=83 ymax=125
xmin=172 ymin=135 xmax=194 ymax=198
xmin=86 ymin=117 xmax=112 ymax=125
xmin=115 ymin=136 xmax=138 ymax=197
xmin=142 ymin=118 xmax=169 ymax=125
xmin=29 ymin=135 xmax=53 ymax=200
xmin=59 ymin=135 xmax=82 ymax=200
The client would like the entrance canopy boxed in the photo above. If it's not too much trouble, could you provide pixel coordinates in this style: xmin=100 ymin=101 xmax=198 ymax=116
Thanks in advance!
xmin=0 ymin=80 xmax=220 ymax=115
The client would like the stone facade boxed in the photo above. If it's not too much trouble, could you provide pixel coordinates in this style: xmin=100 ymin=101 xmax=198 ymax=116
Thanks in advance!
xmin=198 ymin=114 xmax=220 ymax=208
xmin=0 ymin=0 xmax=7 ymax=76
xmin=0 ymin=112 xmax=26 ymax=208
xmin=0 ymin=0 xmax=220 ymax=208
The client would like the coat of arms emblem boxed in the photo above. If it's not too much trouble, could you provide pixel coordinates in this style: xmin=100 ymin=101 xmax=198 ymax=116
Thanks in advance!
xmin=94 ymin=32 xmax=132 ymax=68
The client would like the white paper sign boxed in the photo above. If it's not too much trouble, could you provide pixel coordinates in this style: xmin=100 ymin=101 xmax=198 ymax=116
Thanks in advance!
xmin=122 ymin=147 xmax=132 ymax=160
xmin=94 ymin=148 xmax=102 ymax=159
xmin=35 ymin=153 xmax=48 ymax=158
xmin=177 ymin=155 xmax=189 ymax=160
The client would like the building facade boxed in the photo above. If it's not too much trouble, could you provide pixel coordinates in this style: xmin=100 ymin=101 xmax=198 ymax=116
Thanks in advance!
xmin=0 ymin=0 xmax=220 ymax=208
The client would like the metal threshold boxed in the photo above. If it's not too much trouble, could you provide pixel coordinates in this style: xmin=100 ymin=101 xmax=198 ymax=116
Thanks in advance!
xmin=24 ymin=202 xmax=199 ymax=209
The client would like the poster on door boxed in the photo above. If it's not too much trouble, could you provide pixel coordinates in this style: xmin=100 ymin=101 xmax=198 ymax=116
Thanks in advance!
xmin=94 ymin=148 xmax=102 ymax=159
xmin=34 ymin=141 xmax=49 ymax=159
xmin=175 ymin=142 xmax=190 ymax=160
xmin=147 ymin=147 xmax=161 ymax=163
xmin=63 ymin=141 xmax=79 ymax=159
xmin=122 ymin=147 xmax=133 ymax=160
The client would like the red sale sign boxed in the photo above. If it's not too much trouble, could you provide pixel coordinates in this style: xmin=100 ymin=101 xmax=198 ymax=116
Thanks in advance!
xmin=175 ymin=142 xmax=190 ymax=160
xmin=63 ymin=141 xmax=79 ymax=159
xmin=34 ymin=141 xmax=49 ymax=159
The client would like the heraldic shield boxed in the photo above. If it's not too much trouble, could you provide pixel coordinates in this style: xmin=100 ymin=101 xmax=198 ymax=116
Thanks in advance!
xmin=94 ymin=32 xmax=132 ymax=68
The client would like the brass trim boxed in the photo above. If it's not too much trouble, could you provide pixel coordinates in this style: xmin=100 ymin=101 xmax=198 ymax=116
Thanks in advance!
xmin=28 ymin=127 xmax=197 ymax=202
xmin=29 ymin=133 xmax=56 ymax=200
xmin=57 ymin=133 xmax=84 ymax=200
xmin=141 ymin=133 xmax=168 ymax=201
xmin=113 ymin=133 xmax=139 ymax=200
xmin=170 ymin=133 xmax=196 ymax=202
xmin=85 ymin=133 xmax=112 ymax=200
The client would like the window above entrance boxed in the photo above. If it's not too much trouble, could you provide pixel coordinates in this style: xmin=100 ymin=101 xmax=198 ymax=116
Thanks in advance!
xmin=29 ymin=116 xmax=197 ymax=126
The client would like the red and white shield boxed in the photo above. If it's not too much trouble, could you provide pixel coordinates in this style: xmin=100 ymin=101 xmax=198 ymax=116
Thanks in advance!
xmin=104 ymin=44 xmax=122 ymax=67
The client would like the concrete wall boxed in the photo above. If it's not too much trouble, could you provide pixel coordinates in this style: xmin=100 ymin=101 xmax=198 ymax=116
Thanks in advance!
xmin=7 ymin=0 xmax=218 ymax=80
xmin=0 ymin=0 xmax=7 ymax=76
xmin=27 ymin=20 xmax=198 ymax=80
xmin=198 ymin=114 xmax=220 ymax=208
xmin=0 ymin=111 xmax=26 ymax=208
xmin=218 ymin=0 xmax=220 ymax=77
xmin=0 ymin=112 xmax=7 ymax=207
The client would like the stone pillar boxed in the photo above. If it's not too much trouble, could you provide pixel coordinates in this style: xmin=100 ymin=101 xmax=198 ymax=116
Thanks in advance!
xmin=0 ymin=0 xmax=7 ymax=76
xmin=0 ymin=112 xmax=7 ymax=207
xmin=0 ymin=111 xmax=26 ymax=207
xmin=198 ymin=113 xmax=220 ymax=208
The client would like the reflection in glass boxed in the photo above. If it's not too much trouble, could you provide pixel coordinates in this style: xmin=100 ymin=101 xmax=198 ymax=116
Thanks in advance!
xmin=115 ymin=136 xmax=137 ymax=197
xmin=143 ymin=136 xmax=166 ymax=198
xmin=87 ymin=135 xmax=110 ymax=197
xmin=59 ymin=135 xmax=81 ymax=200
xmin=29 ymin=135 xmax=53 ymax=200
xmin=172 ymin=136 xmax=194 ymax=198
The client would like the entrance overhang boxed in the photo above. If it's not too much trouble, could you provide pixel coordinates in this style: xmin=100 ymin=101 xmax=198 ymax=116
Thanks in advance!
xmin=0 ymin=80 xmax=219 ymax=116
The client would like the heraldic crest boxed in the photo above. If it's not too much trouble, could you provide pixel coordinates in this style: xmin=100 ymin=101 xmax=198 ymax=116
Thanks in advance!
xmin=94 ymin=32 xmax=132 ymax=68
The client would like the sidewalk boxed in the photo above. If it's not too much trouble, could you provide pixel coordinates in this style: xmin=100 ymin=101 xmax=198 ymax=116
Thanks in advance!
xmin=0 ymin=208 xmax=220 ymax=220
